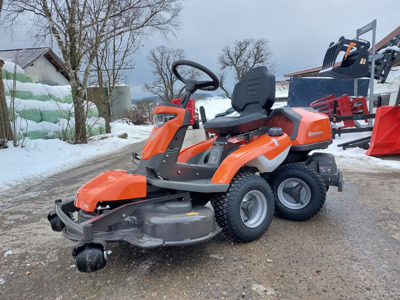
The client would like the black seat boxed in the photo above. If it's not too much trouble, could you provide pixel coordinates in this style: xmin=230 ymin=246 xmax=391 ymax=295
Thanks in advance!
xmin=203 ymin=66 xmax=275 ymax=135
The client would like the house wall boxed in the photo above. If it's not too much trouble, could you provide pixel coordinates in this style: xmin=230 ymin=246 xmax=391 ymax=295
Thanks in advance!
xmin=24 ymin=56 xmax=70 ymax=86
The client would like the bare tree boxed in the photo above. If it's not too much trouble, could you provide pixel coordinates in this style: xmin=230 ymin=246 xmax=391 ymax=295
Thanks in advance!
xmin=218 ymin=38 xmax=274 ymax=99
xmin=2 ymin=0 xmax=182 ymax=143
xmin=93 ymin=28 xmax=139 ymax=133
xmin=143 ymin=46 xmax=200 ymax=102
xmin=0 ymin=60 xmax=14 ymax=148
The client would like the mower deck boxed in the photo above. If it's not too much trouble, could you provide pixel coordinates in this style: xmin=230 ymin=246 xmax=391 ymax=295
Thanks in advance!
xmin=56 ymin=196 xmax=220 ymax=248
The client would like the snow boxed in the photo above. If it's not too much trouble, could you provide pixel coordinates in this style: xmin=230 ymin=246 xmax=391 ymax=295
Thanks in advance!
xmin=1 ymin=97 xmax=400 ymax=192
xmin=2 ymin=61 xmax=24 ymax=74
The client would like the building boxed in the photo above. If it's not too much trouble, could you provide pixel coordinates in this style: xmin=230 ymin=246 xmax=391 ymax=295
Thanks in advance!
xmin=0 ymin=47 xmax=69 ymax=86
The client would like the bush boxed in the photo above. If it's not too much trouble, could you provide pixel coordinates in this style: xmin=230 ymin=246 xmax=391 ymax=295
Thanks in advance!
xmin=131 ymin=99 xmax=157 ymax=125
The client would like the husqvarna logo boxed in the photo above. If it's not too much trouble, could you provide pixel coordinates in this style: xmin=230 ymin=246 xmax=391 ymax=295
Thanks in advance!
xmin=308 ymin=131 xmax=324 ymax=137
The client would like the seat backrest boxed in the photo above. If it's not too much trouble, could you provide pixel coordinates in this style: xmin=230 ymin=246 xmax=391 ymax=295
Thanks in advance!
xmin=232 ymin=66 xmax=275 ymax=115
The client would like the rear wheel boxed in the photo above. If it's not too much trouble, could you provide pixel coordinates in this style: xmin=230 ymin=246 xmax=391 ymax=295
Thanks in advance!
xmin=212 ymin=172 xmax=274 ymax=242
xmin=268 ymin=163 xmax=326 ymax=221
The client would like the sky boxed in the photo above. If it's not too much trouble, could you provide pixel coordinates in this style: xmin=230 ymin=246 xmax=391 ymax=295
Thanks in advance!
xmin=1 ymin=97 xmax=400 ymax=192
xmin=1 ymin=0 xmax=399 ymax=98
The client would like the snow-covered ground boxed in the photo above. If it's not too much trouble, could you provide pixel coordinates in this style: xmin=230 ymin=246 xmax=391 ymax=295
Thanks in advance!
xmin=2 ymin=94 xmax=400 ymax=192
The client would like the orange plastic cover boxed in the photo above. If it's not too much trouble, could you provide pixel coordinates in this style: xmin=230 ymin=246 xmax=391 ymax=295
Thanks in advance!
xmin=211 ymin=134 xmax=292 ymax=184
xmin=74 ymin=170 xmax=146 ymax=212
xmin=142 ymin=105 xmax=187 ymax=160
xmin=177 ymin=137 xmax=216 ymax=163
xmin=291 ymin=108 xmax=332 ymax=145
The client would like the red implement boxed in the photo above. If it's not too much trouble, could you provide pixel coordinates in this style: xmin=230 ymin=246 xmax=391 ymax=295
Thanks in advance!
xmin=366 ymin=105 xmax=400 ymax=156
xmin=310 ymin=94 xmax=369 ymax=128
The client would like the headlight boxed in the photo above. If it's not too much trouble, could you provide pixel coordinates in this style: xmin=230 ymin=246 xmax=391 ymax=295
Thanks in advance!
xmin=154 ymin=113 xmax=176 ymax=128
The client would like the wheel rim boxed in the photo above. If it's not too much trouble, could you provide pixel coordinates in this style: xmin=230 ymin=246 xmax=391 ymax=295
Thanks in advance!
xmin=277 ymin=178 xmax=311 ymax=210
xmin=240 ymin=190 xmax=268 ymax=228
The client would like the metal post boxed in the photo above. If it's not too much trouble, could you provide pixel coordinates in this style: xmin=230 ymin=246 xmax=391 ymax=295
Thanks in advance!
xmin=356 ymin=19 xmax=377 ymax=126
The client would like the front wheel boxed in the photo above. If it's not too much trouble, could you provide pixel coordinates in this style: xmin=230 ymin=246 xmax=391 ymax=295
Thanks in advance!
xmin=212 ymin=172 xmax=274 ymax=242
xmin=268 ymin=163 xmax=326 ymax=221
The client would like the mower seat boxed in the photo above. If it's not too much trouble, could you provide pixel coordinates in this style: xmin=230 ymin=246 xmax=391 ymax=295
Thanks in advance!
xmin=204 ymin=66 xmax=275 ymax=135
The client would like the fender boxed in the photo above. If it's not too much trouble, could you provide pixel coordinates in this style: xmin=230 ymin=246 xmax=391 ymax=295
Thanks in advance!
xmin=211 ymin=134 xmax=292 ymax=184
xmin=74 ymin=170 xmax=147 ymax=212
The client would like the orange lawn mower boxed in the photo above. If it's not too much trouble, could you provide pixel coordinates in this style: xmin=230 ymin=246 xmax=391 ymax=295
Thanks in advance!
xmin=48 ymin=60 xmax=343 ymax=272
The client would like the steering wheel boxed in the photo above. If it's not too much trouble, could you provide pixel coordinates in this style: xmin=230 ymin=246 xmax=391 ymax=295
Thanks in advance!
xmin=172 ymin=60 xmax=219 ymax=92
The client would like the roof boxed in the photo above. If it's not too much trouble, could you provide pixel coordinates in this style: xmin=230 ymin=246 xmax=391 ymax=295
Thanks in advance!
xmin=284 ymin=26 xmax=400 ymax=78
xmin=0 ymin=47 xmax=69 ymax=80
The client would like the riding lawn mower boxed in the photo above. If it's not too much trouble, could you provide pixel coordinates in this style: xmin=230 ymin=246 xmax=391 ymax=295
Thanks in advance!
xmin=48 ymin=60 xmax=343 ymax=272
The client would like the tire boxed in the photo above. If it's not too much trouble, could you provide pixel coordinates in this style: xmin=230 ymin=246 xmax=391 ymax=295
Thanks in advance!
xmin=212 ymin=172 xmax=274 ymax=242
xmin=268 ymin=163 xmax=326 ymax=221
xmin=74 ymin=245 xmax=107 ymax=273
xmin=193 ymin=119 xmax=200 ymax=129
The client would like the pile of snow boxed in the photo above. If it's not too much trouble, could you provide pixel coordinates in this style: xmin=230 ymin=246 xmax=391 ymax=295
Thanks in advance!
xmin=374 ymin=67 xmax=400 ymax=95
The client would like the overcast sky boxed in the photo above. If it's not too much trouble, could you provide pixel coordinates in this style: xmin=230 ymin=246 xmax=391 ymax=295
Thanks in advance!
xmin=2 ymin=0 xmax=400 ymax=99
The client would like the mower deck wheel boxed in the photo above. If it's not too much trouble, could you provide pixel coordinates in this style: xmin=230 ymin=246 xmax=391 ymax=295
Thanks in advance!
xmin=47 ymin=211 xmax=65 ymax=232
xmin=74 ymin=245 xmax=107 ymax=273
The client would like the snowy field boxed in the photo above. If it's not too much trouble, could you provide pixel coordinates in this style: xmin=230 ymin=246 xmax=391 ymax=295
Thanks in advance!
xmin=1 ymin=94 xmax=400 ymax=192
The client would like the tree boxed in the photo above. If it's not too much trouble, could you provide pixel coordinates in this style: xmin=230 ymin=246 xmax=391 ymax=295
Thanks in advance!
xmin=0 ymin=4 xmax=13 ymax=149
xmin=143 ymin=46 xmax=200 ymax=102
xmin=218 ymin=38 xmax=274 ymax=99
xmin=2 ymin=0 xmax=182 ymax=143
xmin=93 ymin=28 xmax=139 ymax=133
xmin=0 ymin=60 xmax=14 ymax=148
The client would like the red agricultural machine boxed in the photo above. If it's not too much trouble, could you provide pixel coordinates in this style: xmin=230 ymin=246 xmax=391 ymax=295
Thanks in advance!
xmin=170 ymin=98 xmax=200 ymax=129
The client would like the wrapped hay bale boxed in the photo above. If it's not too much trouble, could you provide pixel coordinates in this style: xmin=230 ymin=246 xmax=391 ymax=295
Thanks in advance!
xmin=85 ymin=101 xmax=99 ymax=118
xmin=12 ymin=90 xmax=35 ymax=100
xmin=44 ymin=85 xmax=72 ymax=103
xmin=86 ymin=117 xmax=105 ymax=137
xmin=63 ymin=94 xmax=73 ymax=104
xmin=39 ymin=121 xmax=60 ymax=139
xmin=40 ymin=110 xmax=60 ymax=123
xmin=15 ymin=118 xmax=48 ymax=140
xmin=13 ymin=99 xmax=46 ymax=122
xmin=18 ymin=108 xmax=41 ymax=123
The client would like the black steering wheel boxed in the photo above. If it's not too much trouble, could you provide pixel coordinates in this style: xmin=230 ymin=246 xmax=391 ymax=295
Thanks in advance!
xmin=172 ymin=60 xmax=219 ymax=93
